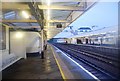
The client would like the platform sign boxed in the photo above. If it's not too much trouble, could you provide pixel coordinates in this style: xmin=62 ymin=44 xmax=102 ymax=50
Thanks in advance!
xmin=56 ymin=23 xmax=62 ymax=28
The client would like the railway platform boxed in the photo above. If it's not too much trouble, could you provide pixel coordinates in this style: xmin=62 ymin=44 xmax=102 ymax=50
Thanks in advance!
xmin=2 ymin=44 xmax=99 ymax=80
xmin=1 ymin=1 xmax=119 ymax=81
xmin=2 ymin=45 xmax=62 ymax=79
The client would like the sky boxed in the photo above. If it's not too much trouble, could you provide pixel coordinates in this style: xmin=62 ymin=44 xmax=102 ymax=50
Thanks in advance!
xmin=54 ymin=1 xmax=119 ymax=38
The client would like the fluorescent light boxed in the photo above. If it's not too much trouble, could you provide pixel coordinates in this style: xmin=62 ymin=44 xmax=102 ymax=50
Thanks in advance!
xmin=46 ymin=0 xmax=51 ymax=28
xmin=47 ymin=0 xmax=51 ymax=20
xmin=47 ymin=23 xmax=50 ymax=27
xmin=21 ymin=11 xmax=30 ymax=19
xmin=47 ymin=9 xmax=50 ymax=20
xmin=47 ymin=0 xmax=50 ymax=6
xmin=47 ymin=9 xmax=50 ymax=27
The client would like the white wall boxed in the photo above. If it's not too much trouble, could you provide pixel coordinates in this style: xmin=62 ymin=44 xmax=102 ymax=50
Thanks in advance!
xmin=71 ymin=38 xmax=77 ymax=44
xmin=66 ymin=38 xmax=71 ymax=43
xmin=10 ymin=31 xmax=26 ymax=58
xmin=0 ymin=28 xmax=41 ymax=72
xmin=0 ymin=26 xmax=11 ymax=71
xmin=10 ymin=31 xmax=41 ymax=58
xmin=25 ymin=32 xmax=41 ymax=53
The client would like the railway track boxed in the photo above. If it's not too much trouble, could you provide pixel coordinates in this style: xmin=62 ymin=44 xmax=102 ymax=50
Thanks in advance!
xmin=53 ymin=43 xmax=119 ymax=80
xmin=66 ymin=46 xmax=119 ymax=68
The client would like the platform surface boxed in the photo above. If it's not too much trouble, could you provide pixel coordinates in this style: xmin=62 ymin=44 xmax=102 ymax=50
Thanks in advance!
xmin=2 ymin=44 xmax=97 ymax=80
xmin=2 ymin=45 xmax=62 ymax=79
xmin=51 ymin=44 xmax=98 ymax=80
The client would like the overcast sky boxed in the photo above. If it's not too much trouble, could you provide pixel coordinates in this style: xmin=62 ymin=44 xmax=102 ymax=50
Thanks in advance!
xmin=54 ymin=1 xmax=118 ymax=38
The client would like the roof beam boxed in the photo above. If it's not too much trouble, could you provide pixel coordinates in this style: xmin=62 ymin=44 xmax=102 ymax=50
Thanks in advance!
xmin=2 ymin=19 xmax=37 ymax=23
xmin=48 ymin=20 xmax=70 ymax=23
xmin=38 ymin=5 xmax=84 ymax=11
xmin=2 ymin=19 xmax=70 ymax=23
xmin=2 ymin=3 xmax=29 ymax=10
xmin=2 ymin=0 xmax=83 ymax=2
xmin=2 ymin=3 xmax=84 ymax=11
xmin=4 ymin=26 xmax=57 ymax=28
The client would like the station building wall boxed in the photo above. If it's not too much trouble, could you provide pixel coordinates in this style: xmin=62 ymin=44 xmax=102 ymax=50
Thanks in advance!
xmin=10 ymin=31 xmax=41 ymax=59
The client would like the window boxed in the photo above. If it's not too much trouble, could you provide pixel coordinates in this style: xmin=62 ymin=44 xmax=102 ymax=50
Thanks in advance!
xmin=0 ymin=25 xmax=6 ymax=50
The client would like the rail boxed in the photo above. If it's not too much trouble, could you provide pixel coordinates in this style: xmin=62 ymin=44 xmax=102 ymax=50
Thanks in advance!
xmin=52 ymin=43 xmax=120 ymax=79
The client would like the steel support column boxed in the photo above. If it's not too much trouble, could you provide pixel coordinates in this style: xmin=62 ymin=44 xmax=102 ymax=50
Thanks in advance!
xmin=41 ymin=29 xmax=44 ymax=59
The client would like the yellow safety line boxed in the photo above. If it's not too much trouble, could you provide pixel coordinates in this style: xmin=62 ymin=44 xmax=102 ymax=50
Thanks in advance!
xmin=50 ymin=46 xmax=66 ymax=81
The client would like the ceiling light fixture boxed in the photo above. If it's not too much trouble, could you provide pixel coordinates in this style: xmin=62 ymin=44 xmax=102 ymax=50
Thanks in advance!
xmin=47 ymin=0 xmax=50 ymax=6
xmin=21 ymin=11 xmax=30 ymax=19
xmin=47 ymin=0 xmax=51 ymax=28
xmin=47 ymin=9 xmax=50 ymax=20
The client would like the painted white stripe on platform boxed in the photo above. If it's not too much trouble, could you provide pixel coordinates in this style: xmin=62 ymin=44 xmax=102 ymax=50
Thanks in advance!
xmin=53 ymin=46 xmax=100 ymax=81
